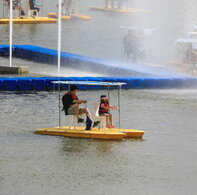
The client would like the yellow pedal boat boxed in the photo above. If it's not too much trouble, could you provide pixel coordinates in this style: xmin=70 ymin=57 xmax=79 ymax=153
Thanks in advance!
xmin=89 ymin=7 xmax=148 ymax=13
xmin=34 ymin=81 xmax=145 ymax=141
xmin=48 ymin=13 xmax=92 ymax=20
xmin=0 ymin=17 xmax=57 ymax=24
xmin=34 ymin=126 xmax=144 ymax=140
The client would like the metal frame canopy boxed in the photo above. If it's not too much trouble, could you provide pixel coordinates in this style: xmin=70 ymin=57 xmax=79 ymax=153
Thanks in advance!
xmin=52 ymin=80 xmax=127 ymax=129
xmin=52 ymin=80 xmax=127 ymax=86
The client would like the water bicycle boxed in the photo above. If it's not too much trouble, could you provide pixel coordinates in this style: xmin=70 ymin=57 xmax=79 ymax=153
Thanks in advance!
xmin=90 ymin=0 xmax=148 ymax=14
xmin=47 ymin=12 xmax=91 ymax=20
xmin=0 ymin=17 xmax=57 ymax=24
xmin=47 ymin=0 xmax=91 ymax=21
xmin=34 ymin=81 xmax=145 ymax=140
xmin=0 ymin=0 xmax=57 ymax=24
xmin=172 ymin=31 xmax=197 ymax=76
xmin=89 ymin=6 xmax=148 ymax=13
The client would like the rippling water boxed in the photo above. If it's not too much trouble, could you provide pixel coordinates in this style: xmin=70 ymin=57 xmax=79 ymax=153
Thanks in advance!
xmin=0 ymin=0 xmax=197 ymax=194
xmin=0 ymin=89 xmax=197 ymax=195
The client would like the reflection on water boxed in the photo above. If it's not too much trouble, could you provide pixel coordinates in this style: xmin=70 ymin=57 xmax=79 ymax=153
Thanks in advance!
xmin=61 ymin=139 xmax=90 ymax=153
xmin=61 ymin=139 xmax=114 ymax=154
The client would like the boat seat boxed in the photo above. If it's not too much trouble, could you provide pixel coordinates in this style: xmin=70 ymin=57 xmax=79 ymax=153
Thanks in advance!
xmin=93 ymin=102 xmax=107 ymax=130
xmin=64 ymin=114 xmax=84 ymax=130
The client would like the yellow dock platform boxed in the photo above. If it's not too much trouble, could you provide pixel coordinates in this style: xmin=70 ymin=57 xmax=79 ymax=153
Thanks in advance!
xmin=0 ymin=17 xmax=57 ymax=24
xmin=48 ymin=13 xmax=92 ymax=20
xmin=34 ymin=126 xmax=144 ymax=140
xmin=89 ymin=7 xmax=148 ymax=13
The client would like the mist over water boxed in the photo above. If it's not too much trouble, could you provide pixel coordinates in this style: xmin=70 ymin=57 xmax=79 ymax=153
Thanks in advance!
xmin=0 ymin=0 xmax=197 ymax=77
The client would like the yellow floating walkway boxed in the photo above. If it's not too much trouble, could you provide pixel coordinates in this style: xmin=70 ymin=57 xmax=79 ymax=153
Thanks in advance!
xmin=48 ymin=13 xmax=92 ymax=20
xmin=0 ymin=17 xmax=57 ymax=24
xmin=89 ymin=7 xmax=148 ymax=13
xmin=34 ymin=126 xmax=144 ymax=140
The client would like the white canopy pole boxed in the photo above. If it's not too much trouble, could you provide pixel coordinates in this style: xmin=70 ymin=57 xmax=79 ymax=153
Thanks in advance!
xmin=57 ymin=0 xmax=62 ymax=77
xmin=118 ymin=85 xmax=121 ymax=129
xmin=9 ymin=0 xmax=13 ymax=67
xmin=57 ymin=0 xmax=62 ymax=127
xmin=42 ymin=0 xmax=44 ymax=16
xmin=3 ymin=0 xmax=4 ymax=18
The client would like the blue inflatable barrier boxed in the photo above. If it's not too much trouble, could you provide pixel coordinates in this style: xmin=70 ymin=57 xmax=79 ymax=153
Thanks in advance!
xmin=0 ymin=79 xmax=3 ymax=90
xmin=100 ymin=77 xmax=118 ymax=89
xmin=14 ymin=45 xmax=59 ymax=65
xmin=0 ymin=46 xmax=2 ymax=56
xmin=45 ymin=77 xmax=59 ymax=90
xmin=171 ymin=78 xmax=186 ymax=88
xmin=69 ymin=77 xmax=89 ymax=90
xmin=144 ymin=78 xmax=159 ymax=88
xmin=0 ymin=45 xmax=10 ymax=56
xmin=85 ymin=77 xmax=103 ymax=90
xmin=129 ymin=78 xmax=145 ymax=89
xmin=0 ymin=76 xmax=197 ymax=91
xmin=110 ymin=77 xmax=132 ymax=89
xmin=59 ymin=77 xmax=74 ymax=90
xmin=18 ymin=79 xmax=32 ymax=91
xmin=3 ymin=78 xmax=18 ymax=91
xmin=158 ymin=78 xmax=173 ymax=89
xmin=186 ymin=78 xmax=197 ymax=88
xmin=31 ymin=79 xmax=46 ymax=91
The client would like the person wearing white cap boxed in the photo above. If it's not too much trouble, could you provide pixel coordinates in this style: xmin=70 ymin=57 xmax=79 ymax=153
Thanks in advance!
xmin=99 ymin=95 xmax=118 ymax=128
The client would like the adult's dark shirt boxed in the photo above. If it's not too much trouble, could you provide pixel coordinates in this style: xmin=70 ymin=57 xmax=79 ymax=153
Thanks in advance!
xmin=62 ymin=92 xmax=78 ymax=115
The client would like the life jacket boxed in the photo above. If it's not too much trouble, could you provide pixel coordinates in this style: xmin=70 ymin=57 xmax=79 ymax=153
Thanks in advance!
xmin=99 ymin=101 xmax=109 ymax=115
xmin=62 ymin=91 xmax=78 ymax=112
xmin=66 ymin=92 xmax=78 ymax=103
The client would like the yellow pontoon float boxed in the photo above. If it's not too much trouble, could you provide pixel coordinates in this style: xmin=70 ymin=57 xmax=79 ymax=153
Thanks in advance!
xmin=0 ymin=17 xmax=57 ymax=24
xmin=89 ymin=7 xmax=148 ymax=13
xmin=34 ymin=81 xmax=145 ymax=140
xmin=48 ymin=13 xmax=91 ymax=20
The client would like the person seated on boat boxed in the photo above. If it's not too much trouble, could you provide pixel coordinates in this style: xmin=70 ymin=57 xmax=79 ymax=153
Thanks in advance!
xmin=105 ymin=0 xmax=127 ymax=9
xmin=56 ymin=0 xmax=73 ymax=16
xmin=64 ymin=0 xmax=72 ymax=16
xmin=56 ymin=0 xmax=66 ymax=15
xmin=5 ymin=0 xmax=24 ymax=17
xmin=4 ymin=0 xmax=10 ymax=6
xmin=99 ymin=95 xmax=118 ymax=128
xmin=105 ymin=0 xmax=116 ymax=8
xmin=62 ymin=84 xmax=91 ymax=123
xmin=29 ymin=0 xmax=40 ymax=16
xmin=117 ymin=0 xmax=128 ymax=9
xmin=123 ymin=31 xmax=140 ymax=62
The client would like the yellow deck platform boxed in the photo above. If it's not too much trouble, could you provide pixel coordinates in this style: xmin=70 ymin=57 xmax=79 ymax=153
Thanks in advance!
xmin=0 ymin=17 xmax=57 ymax=24
xmin=112 ymin=128 xmax=145 ymax=139
xmin=48 ymin=13 xmax=92 ymax=20
xmin=34 ymin=126 xmax=144 ymax=140
xmin=89 ymin=7 xmax=148 ymax=13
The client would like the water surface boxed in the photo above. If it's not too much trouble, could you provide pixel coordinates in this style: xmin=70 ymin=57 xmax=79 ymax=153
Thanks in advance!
xmin=0 ymin=89 xmax=197 ymax=195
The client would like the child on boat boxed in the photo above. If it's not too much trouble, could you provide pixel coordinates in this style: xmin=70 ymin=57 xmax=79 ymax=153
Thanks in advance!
xmin=99 ymin=95 xmax=118 ymax=128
